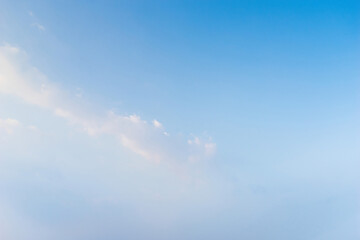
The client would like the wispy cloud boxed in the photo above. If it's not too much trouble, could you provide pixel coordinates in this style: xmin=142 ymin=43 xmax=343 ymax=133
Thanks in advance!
xmin=152 ymin=119 xmax=162 ymax=128
xmin=31 ymin=23 xmax=46 ymax=31
xmin=0 ymin=44 xmax=216 ymax=163
xmin=0 ymin=118 xmax=21 ymax=134
xmin=28 ymin=10 xmax=45 ymax=31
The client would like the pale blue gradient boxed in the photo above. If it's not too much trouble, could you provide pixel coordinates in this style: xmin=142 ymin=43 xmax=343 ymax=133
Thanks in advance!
xmin=0 ymin=0 xmax=359 ymax=239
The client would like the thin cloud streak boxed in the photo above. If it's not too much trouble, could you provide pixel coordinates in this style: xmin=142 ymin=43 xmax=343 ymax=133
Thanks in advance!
xmin=0 ymin=44 xmax=216 ymax=163
xmin=31 ymin=23 xmax=46 ymax=31
xmin=0 ymin=118 xmax=20 ymax=134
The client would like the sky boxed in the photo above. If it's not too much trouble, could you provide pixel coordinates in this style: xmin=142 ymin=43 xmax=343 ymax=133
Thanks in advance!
xmin=0 ymin=0 xmax=359 ymax=239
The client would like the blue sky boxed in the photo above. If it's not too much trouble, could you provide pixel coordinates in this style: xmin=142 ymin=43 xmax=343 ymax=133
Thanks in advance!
xmin=0 ymin=0 xmax=359 ymax=239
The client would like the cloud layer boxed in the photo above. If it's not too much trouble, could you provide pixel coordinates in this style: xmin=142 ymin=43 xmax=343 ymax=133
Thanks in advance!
xmin=0 ymin=44 xmax=215 ymax=163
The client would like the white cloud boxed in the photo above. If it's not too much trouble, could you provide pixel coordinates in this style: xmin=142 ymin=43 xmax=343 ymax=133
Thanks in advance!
xmin=0 ymin=44 xmax=216 ymax=163
xmin=0 ymin=118 xmax=21 ymax=134
xmin=187 ymin=136 xmax=217 ymax=162
xmin=0 ymin=44 xmax=56 ymax=108
xmin=28 ymin=10 xmax=45 ymax=31
xmin=152 ymin=119 xmax=162 ymax=128
xmin=75 ymin=87 xmax=83 ymax=98
xmin=32 ymin=23 xmax=46 ymax=31
xmin=27 ymin=125 xmax=38 ymax=131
